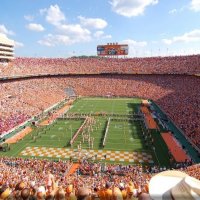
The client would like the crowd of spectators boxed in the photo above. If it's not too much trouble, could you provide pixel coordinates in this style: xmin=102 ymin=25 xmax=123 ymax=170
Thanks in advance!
xmin=78 ymin=75 xmax=200 ymax=150
xmin=181 ymin=163 xmax=200 ymax=180
xmin=0 ymin=78 xmax=66 ymax=133
xmin=0 ymin=73 xmax=199 ymax=149
xmin=0 ymin=55 xmax=199 ymax=199
xmin=0 ymin=156 xmax=199 ymax=200
xmin=0 ymin=55 xmax=200 ymax=78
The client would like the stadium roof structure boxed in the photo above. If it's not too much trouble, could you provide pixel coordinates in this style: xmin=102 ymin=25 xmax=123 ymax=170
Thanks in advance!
xmin=0 ymin=34 xmax=14 ymax=46
xmin=0 ymin=34 xmax=14 ymax=61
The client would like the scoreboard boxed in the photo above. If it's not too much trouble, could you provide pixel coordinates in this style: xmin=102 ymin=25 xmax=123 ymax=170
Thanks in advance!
xmin=97 ymin=43 xmax=128 ymax=56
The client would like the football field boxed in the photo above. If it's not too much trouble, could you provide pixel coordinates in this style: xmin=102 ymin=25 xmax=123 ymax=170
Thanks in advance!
xmin=0 ymin=97 xmax=170 ymax=166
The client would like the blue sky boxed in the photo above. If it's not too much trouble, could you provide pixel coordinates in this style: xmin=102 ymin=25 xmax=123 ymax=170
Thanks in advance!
xmin=1 ymin=0 xmax=200 ymax=57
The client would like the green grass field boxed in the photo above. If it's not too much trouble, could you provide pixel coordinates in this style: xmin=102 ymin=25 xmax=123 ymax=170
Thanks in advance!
xmin=65 ymin=98 xmax=146 ymax=152
xmin=68 ymin=98 xmax=140 ymax=114
xmin=0 ymin=97 xmax=171 ymax=166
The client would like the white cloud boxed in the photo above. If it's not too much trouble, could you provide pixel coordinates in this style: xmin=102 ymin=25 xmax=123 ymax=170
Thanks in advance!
xmin=190 ymin=0 xmax=200 ymax=12
xmin=14 ymin=41 xmax=24 ymax=48
xmin=38 ymin=34 xmax=55 ymax=46
xmin=162 ymin=29 xmax=200 ymax=45
xmin=94 ymin=31 xmax=112 ymax=39
xmin=38 ymin=25 xmax=92 ymax=46
xmin=78 ymin=16 xmax=108 ymax=29
xmin=0 ymin=24 xmax=15 ymax=35
xmin=168 ymin=9 xmax=177 ymax=14
xmin=162 ymin=39 xmax=172 ymax=45
xmin=122 ymin=39 xmax=147 ymax=47
xmin=57 ymin=24 xmax=91 ymax=41
xmin=41 ymin=4 xmax=66 ymax=26
xmin=166 ymin=48 xmax=200 ymax=56
xmin=38 ymin=34 xmax=77 ymax=46
xmin=110 ymin=0 xmax=158 ymax=17
xmin=121 ymin=39 xmax=147 ymax=57
xmin=24 ymin=15 xmax=34 ymax=21
xmin=26 ymin=23 xmax=45 ymax=32
xmin=38 ymin=5 xmax=110 ymax=46
xmin=103 ymin=34 xmax=112 ymax=39
xmin=94 ymin=31 xmax=104 ymax=38
xmin=168 ymin=6 xmax=186 ymax=14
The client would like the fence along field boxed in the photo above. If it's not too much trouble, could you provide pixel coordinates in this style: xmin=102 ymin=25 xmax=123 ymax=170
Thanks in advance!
xmin=0 ymin=97 xmax=165 ymax=165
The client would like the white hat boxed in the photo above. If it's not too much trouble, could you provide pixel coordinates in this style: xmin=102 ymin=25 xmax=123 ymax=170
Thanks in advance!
xmin=149 ymin=170 xmax=200 ymax=200
xmin=37 ymin=186 xmax=46 ymax=194
xmin=30 ymin=181 xmax=35 ymax=187
xmin=119 ymin=182 xmax=124 ymax=189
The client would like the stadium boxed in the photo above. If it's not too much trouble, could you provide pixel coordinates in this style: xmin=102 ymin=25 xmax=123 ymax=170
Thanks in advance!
xmin=0 ymin=0 xmax=200 ymax=195
xmin=0 ymin=34 xmax=200 ymax=199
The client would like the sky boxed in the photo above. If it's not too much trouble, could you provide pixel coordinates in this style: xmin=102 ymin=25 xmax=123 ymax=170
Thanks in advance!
xmin=1 ymin=0 xmax=200 ymax=58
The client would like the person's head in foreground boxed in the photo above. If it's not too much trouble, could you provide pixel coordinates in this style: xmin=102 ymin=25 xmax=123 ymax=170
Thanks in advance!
xmin=0 ymin=186 xmax=11 ymax=200
xmin=148 ymin=170 xmax=200 ymax=200
xmin=76 ymin=187 xmax=91 ymax=200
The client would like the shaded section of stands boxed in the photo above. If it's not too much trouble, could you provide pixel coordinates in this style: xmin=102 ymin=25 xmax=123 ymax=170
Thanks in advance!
xmin=141 ymin=106 xmax=158 ymax=129
xmin=162 ymin=132 xmax=189 ymax=162
xmin=150 ymin=101 xmax=200 ymax=163
xmin=149 ymin=130 xmax=171 ymax=167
